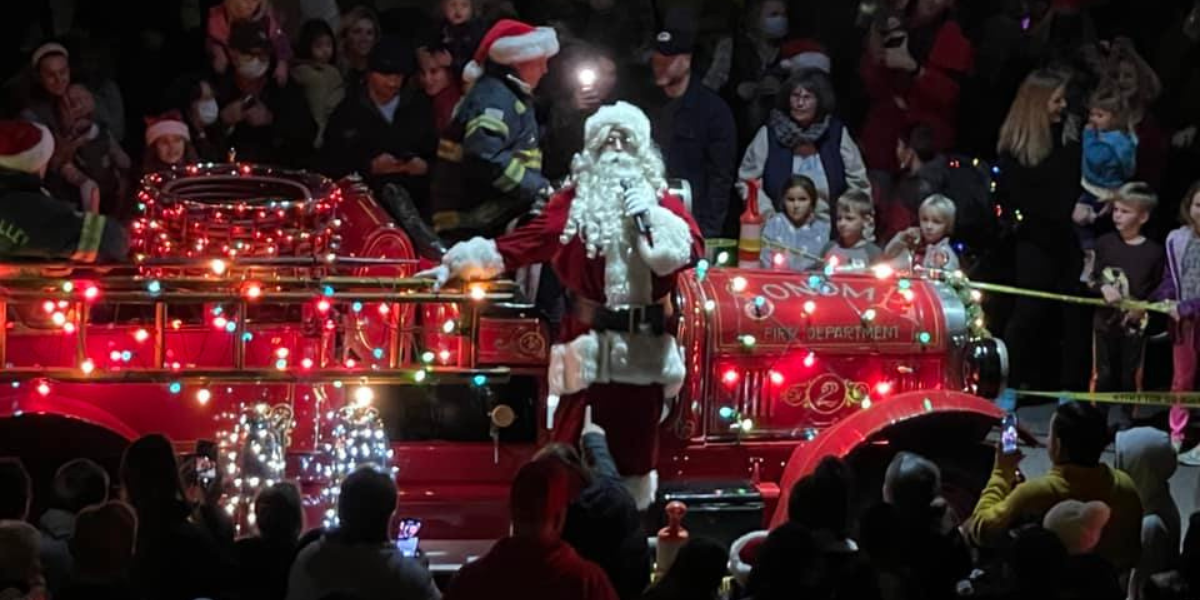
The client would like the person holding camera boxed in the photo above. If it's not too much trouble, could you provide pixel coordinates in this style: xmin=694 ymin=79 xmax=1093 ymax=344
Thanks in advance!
xmin=859 ymin=0 xmax=973 ymax=178
xmin=215 ymin=20 xmax=316 ymax=167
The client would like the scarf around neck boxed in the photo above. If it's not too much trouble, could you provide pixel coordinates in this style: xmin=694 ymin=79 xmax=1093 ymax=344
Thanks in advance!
xmin=769 ymin=109 xmax=829 ymax=149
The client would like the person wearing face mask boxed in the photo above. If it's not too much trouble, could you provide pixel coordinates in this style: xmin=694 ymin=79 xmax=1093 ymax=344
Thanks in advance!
xmin=723 ymin=0 xmax=790 ymax=145
xmin=322 ymin=36 xmax=436 ymax=213
xmin=646 ymin=23 xmax=737 ymax=239
xmin=167 ymin=75 xmax=227 ymax=163
xmin=215 ymin=20 xmax=317 ymax=167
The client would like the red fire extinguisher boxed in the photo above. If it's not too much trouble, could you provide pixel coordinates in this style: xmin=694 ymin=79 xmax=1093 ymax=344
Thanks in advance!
xmin=737 ymin=180 xmax=764 ymax=269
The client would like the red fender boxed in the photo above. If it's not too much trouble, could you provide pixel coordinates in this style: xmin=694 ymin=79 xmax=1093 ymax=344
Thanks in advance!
xmin=768 ymin=390 xmax=1003 ymax=528
xmin=0 ymin=390 xmax=139 ymax=441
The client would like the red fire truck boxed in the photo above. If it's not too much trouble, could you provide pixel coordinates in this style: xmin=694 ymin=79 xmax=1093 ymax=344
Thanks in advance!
xmin=0 ymin=166 xmax=1008 ymax=564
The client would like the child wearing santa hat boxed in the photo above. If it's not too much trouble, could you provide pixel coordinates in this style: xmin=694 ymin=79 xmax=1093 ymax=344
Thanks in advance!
xmin=142 ymin=112 xmax=198 ymax=174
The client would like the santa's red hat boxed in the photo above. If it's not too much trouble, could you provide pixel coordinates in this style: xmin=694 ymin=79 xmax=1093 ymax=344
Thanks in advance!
xmin=462 ymin=19 xmax=559 ymax=84
xmin=0 ymin=120 xmax=55 ymax=175
xmin=145 ymin=111 xmax=190 ymax=146
xmin=779 ymin=38 xmax=830 ymax=74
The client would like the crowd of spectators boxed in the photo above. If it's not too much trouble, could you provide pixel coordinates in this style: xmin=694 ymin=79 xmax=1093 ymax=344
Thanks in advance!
xmin=2 ymin=0 xmax=1200 ymax=598
xmin=6 ymin=402 xmax=1199 ymax=599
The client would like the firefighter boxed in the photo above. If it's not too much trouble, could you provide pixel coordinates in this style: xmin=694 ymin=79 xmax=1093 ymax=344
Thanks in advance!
xmin=0 ymin=120 xmax=127 ymax=263
xmin=429 ymin=19 xmax=560 ymax=241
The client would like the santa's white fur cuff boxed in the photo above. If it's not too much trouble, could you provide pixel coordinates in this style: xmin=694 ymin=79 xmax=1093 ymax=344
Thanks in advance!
xmin=443 ymin=237 xmax=506 ymax=280
xmin=638 ymin=206 xmax=694 ymax=276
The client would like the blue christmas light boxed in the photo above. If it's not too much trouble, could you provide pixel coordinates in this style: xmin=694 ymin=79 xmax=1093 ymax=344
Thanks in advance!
xmin=275 ymin=358 xmax=288 ymax=370
xmin=898 ymin=278 xmax=911 ymax=290
xmin=212 ymin=306 xmax=224 ymax=316
xmin=352 ymin=302 xmax=363 ymax=313
xmin=225 ymin=321 xmax=237 ymax=333
xmin=754 ymin=296 xmax=766 ymax=308
xmin=372 ymin=348 xmax=384 ymax=359
xmin=168 ymin=382 xmax=182 ymax=394
xmin=718 ymin=406 xmax=735 ymax=420
xmin=146 ymin=280 xmax=162 ymax=295
xmin=472 ymin=374 xmax=487 ymax=387
xmin=323 ymin=285 xmax=335 ymax=297
xmin=808 ymin=274 xmax=822 ymax=288
xmin=918 ymin=331 xmax=932 ymax=344
xmin=242 ymin=332 xmax=254 ymax=342
xmin=121 ymin=351 xmax=133 ymax=362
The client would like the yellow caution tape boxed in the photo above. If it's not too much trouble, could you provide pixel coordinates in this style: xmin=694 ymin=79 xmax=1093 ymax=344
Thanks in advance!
xmin=967 ymin=281 xmax=1175 ymax=315
xmin=1016 ymin=390 xmax=1200 ymax=407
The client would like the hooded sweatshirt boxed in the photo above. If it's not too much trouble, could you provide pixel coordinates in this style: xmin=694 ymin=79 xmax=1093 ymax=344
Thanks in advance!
xmin=966 ymin=460 xmax=1143 ymax=571
xmin=444 ymin=536 xmax=618 ymax=600
xmin=1116 ymin=427 xmax=1181 ymax=578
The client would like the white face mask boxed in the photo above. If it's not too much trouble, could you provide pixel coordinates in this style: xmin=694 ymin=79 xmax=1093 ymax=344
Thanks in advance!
xmin=762 ymin=15 xmax=789 ymax=39
xmin=237 ymin=58 xmax=269 ymax=80
xmin=196 ymin=99 xmax=219 ymax=125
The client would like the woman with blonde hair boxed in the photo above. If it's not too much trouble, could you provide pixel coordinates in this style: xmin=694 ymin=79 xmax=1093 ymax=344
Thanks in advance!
xmin=995 ymin=69 xmax=1090 ymax=410
xmin=338 ymin=5 xmax=381 ymax=85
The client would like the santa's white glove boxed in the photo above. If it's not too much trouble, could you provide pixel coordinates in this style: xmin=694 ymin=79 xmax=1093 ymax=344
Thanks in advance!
xmin=413 ymin=264 xmax=451 ymax=291
xmin=623 ymin=184 xmax=656 ymax=218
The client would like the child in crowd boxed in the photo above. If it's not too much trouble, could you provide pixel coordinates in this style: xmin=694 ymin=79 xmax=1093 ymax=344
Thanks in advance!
xmin=291 ymin=19 xmax=345 ymax=148
xmin=1156 ymin=181 xmax=1200 ymax=465
xmin=142 ymin=112 xmax=198 ymax=174
xmin=438 ymin=0 xmax=486 ymax=77
xmin=55 ymin=84 xmax=131 ymax=216
xmin=207 ymin=0 xmax=292 ymax=85
xmin=821 ymin=189 xmax=882 ymax=269
xmin=760 ymin=175 xmax=830 ymax=272
xmin=1089 ymin=183 xmax=1162 ymax=419
xmin=417 ymin=46 xmax=462 ymax=136
xmin=884 ymin=194 xmax=961 ymax=272
xmin=1077 ymin=84 xmax=1137 ymax=281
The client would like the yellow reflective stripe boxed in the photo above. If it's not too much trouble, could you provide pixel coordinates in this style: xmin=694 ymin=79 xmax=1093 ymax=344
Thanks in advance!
xmin=437 ymin=139 xmax=464 ymax=162
xmin=493 ymin=159 xmax=525 ymax=193
xmin=432 ymin=211 xmax=463 ymax=233
xmin=465 ymin=114 xmax=508 ymax=139
xmin=514 ymin=148 xmax=542 ymax=169
xmin=514 ymin=100 xmax=527 ymax=115
xmin=71 ymin=213 xmax=104 ymax=262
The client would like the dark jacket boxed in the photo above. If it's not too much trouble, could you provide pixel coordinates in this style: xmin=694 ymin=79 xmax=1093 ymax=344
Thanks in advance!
xmin=995 ymin=130 xmax=1081 ymax=252
xmin=651 ymin=77 xmax=737 ymax=238
xmin=214 ymin=73 xmax=317 ymax=168
xmin=0 ymin=169 xmax=128 ymax=263
xmin=131 ymin=501 xmax=234 ymax=600
xmin=563 ymin=433 xmax=651 ymax=600
xmin=430 ymin=65 xmax=549 ymax=238
xmin=322 ymin=83 xmax=437 ymax=207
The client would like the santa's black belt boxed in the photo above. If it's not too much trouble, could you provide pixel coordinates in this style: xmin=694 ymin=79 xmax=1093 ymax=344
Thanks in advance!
xmin=570 ymin=295 xmax=666 ymax=336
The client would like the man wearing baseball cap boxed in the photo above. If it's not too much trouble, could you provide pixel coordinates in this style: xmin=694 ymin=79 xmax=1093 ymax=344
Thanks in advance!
xmin=647 ymin=18 xmax=737 ymax=239
xmin=429 ymin=19 xmax=559 ymax=241
xmin=0 ymin=120 xmax=127 ymax=263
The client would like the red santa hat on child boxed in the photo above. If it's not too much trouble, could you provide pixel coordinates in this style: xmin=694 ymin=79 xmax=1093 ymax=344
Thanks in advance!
xmin=144 ymin=111 xmax=190 ymax=147
xmin=779 ymin=38 xmax=831 ymax=74
xmin=462 ymin=19 xmax=559 ymax=84
xmin=0 ymin=120 xmax=55 ymax=175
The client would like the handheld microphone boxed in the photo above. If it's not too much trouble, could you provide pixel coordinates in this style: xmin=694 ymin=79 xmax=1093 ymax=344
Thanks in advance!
xmin=621 ymin=179 xmax=653 ymax=242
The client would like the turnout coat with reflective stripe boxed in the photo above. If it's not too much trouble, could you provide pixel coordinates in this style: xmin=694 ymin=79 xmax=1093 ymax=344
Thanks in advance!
xmin=0 ymin=169 xmax=128 ymax=263
xmin=430 ymin=67 xmax=548 ymax=237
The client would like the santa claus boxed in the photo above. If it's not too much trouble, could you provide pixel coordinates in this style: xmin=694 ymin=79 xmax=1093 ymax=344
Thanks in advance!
xmin=420 ymin=101 xmax=704 ymax=508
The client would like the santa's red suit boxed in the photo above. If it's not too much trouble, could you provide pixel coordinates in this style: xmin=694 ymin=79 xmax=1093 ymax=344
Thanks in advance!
xmin=434 ymin=103 xmax=705 ymax=507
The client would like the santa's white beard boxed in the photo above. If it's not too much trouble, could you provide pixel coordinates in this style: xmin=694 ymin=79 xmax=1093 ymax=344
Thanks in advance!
xmin=563 ymin=150 xmax=644 ymax=260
